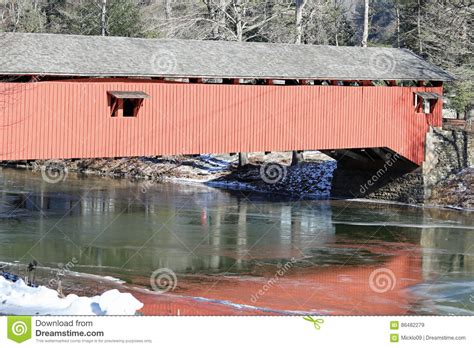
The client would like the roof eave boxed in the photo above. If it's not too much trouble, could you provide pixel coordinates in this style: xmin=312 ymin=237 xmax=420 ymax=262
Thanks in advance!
xmin=0 ymin=71 xmax=455 ymax=82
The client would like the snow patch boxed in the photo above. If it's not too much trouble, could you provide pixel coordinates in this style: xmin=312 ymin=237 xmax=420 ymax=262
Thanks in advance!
xmin=210 ymin=160 xmax=337 ymax=198
xmin=0 ymin=276 xmax=143 ymax=315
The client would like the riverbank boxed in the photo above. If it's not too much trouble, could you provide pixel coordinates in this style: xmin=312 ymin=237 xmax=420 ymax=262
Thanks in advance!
xmin=1 ymin=153 xmax=472 ymax=209
xmin=428 ymin=167 xmax=474 ymax=210
xmin=3 ymin=246 xmax=472 ymax=316
xmin=0 ymin=254 xmax=432 ymax=316
xmin=6 ymin=152 xmax=337 ymax=198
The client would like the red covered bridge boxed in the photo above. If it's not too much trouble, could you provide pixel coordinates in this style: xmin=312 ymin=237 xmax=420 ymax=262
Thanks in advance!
xmin=0 ymin=33 xmax=452 ymax=165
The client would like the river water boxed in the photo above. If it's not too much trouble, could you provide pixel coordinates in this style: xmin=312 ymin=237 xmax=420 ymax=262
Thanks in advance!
xmin=0 ymin=168 xmax=473 ymax=315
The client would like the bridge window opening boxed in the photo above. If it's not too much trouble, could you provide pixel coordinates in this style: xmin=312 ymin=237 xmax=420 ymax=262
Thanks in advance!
xmin=108 ymin=91 xmax=150 ymax=118
xmin=423 ymin=99 xmax=431 ymax=114
xmin=414 ymin=92 xmax=440 ymax=114
xmin=122 ymin=99 xmax=139 ymax=117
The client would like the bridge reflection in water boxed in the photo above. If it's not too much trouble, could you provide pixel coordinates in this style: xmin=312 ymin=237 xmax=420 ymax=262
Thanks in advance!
xmin=0 ymin=168 xmax=472 ymax=315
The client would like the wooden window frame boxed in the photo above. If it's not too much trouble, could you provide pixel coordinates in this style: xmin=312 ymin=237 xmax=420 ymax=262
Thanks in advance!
xmin=108 ymin=91 xmax=149 ymax=118
xmin=414 ymin=93 xmax=438 ymax=115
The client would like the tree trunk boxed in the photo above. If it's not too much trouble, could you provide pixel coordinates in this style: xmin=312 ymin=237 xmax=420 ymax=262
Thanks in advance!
xmin=417 ymin=0 xmax=422 ymax=54
xmin=295 ymin=0 xmax=307 ymax=44
xmin=212 ymin=0 xmax=227 ymax=39
xmin=314 ymin=0 xmax=328 ymax=44
xmin=396 ymin=5 xmax=400 ymax=48
xmin=165 ymin=0 xmax=172 ymax=20
xmin=361 ymin=0 xmax=369 ymax=47
xmin=234 ymin=0 xmax=243 ymax=42
xmin=101 ymin=0 xmax=107 ymax=36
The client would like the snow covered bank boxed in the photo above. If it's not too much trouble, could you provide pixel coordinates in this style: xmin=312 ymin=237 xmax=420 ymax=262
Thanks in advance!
xmin=0 ymin=276 xmax=143 ymax=315
xmin=208 ymin=160 xmax=337 ymax=197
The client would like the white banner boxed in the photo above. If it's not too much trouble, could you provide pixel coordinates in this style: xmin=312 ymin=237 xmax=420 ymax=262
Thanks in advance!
xmin=0 ymin=316 xmax=472 ymax=347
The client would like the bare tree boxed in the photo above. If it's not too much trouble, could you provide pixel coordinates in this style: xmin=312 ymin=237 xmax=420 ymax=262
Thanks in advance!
xmin=164 ymin=0 xmax=172 ymax=20
xmin=101 ymin=0 xmax=107 ymax=36
xmin=295 ymin=0 xmax=308 ymax=44
xmin=0 ymin=0 xmax=46 ymax=32
xmin=394 ymin=0 xmax=400 ymax=47
xmin=361 ymin=0 xmax=369 ymax=47
xmin=416 ymin=0 xmax=422 ymax=53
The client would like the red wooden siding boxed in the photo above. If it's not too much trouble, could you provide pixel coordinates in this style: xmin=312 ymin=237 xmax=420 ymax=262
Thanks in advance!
xmin=0 ymin=80 xmax=443 ymax=164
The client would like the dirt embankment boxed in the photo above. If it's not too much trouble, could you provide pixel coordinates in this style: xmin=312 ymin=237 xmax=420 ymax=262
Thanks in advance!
xmin=22 ymin=152 xmax=336 ymax=198
xmin=429 ymin=168 xmax=474 ymax=210
xmin=2 ymin=153 xmax=472 ymax=209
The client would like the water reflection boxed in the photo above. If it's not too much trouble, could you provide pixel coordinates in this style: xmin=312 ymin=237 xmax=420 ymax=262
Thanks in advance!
xmin=0 ymin=168 xmax=473 ymax=315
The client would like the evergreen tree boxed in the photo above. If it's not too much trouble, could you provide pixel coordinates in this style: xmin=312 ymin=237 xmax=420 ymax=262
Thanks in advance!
xmin=400 ymin=0 xmax=473 ymax=117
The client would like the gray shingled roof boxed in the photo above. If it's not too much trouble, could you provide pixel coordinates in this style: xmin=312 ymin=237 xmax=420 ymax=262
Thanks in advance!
xmin=0 ymin=32 xmax=453 ymax=81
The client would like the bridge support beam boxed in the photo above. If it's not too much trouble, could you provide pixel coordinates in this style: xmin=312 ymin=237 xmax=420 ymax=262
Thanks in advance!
xmin=238 ymin=152 xmax=249 ymax=167
xmin=291 ymin=151 xmax=304 ymax=166
xmin=329 ymin=148 xmax=422 ymax=203
xmin=329 ymin=128 xmax=473 ymax=204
